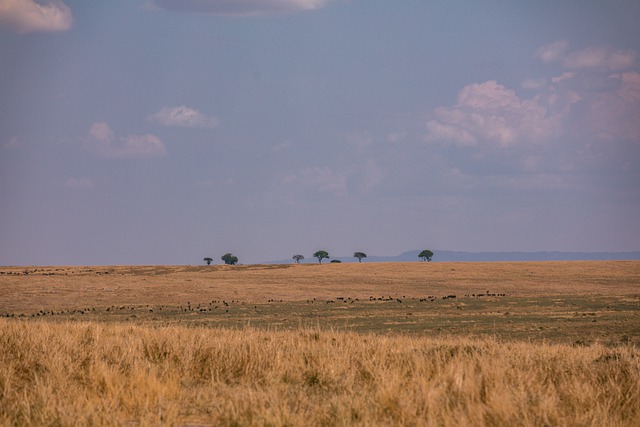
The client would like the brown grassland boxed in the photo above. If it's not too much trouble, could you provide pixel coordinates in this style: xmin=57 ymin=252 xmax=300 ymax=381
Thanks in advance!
xmin=1 ymin=261 xmax=639 ymax=426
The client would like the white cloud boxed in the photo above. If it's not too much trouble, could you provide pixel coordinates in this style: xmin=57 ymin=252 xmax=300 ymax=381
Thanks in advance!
xmin=425 ymin=81 xmax=564 ymax=148
xmin=535 ymin=40 xmax=569 ymax=64
xmin=0 ymin=0 xmax=72 ymax=33
xmin=89 ymin=121 xmax=114 ymax=142
xmin=457 ymin=80 xmax=520 ymax=111
xmin=612 ymin=71 xmax=640 ymax=103
xmin=271 ymin=141 xmax=292 ymax=153
xmin=521 ymin=78 xmax=547 ymax=91
xmin=386 ymin=131 xmax=406 ymax=144
xmin=147 ymin=105 xmax=220 ymax=129
xmin=536 ymin=40 xmax=636 ymax=71
xmin=119 ymin=134 xmax=166 ymax=158
xmin=87 ymin=122 xmax=166 ymax=159
xmin=545 ymin=70 xmax=640 ymax=142
xmin=579 ymin=71 xmax=640 ymax=142
xmin=427 ymin=40 xmax=640 ymax=152
xmin=564 ymin=46 xmax=635 ymax=71
xmin=425 ymin=119 xmax=477 ymax=146
xmin=149 ymin=0 xmax=331 ymax=16
xmin=426 ymin=41 xmax=640 ymax=182
xmin=551 ymin=72 xmax=575 ymax=84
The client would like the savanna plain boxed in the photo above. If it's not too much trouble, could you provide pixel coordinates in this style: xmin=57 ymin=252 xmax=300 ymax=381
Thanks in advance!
xmin=1 ymin=261 xmax=639 ymax=426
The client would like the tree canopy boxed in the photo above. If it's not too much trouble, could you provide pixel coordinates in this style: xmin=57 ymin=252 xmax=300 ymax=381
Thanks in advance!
xmin=418 ymin=249 xmax=434 ymax=262
xmin=203 ymin=257 xmax=213 ymax=265
xmin=292 ymin=254 xmax=304 ymax=263
xmin=313 ymin=250 xmax=330 ymax=264
xmin=353 ymin=252 xmax=367 ymax=262
xmin=221 ymin=253 xmax=238 ymax=265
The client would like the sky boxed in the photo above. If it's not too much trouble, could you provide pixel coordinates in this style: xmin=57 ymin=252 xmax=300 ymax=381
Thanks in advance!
xmin=1 ymin=0 xmax=639 ymax=265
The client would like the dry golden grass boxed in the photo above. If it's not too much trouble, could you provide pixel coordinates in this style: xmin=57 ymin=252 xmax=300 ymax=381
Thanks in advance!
xmin=1 ymin=320 xmax=639 ymax=426
xmin=1 ymin=261 xmax=639 ymax=425
xmin=1 ymin=261 xmax=639 ymax=312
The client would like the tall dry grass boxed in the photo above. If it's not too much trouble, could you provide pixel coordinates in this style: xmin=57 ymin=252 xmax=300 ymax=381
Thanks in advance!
xmin=1 ymin=319 xmax=638 ymax=426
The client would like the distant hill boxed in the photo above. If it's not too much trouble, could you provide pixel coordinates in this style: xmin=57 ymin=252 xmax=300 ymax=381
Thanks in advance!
xmin=365 ymin=250 xmax=640 ymax=262
xmin=269 ymin=250 xmax=640 ymax=264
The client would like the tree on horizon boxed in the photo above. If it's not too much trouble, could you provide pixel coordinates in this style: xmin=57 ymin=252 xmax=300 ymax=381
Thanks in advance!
xmin=419 ymin=249 xmax=434 ymax=262
xmin=221 ymin=253 xmax=238 ymax=265
xmin=203 ymin=257 xmax=213 ymax=265
xmin=313 ymin=250 xmax=330 ymax=264
xmin=292 ymin=254 xmax=305 ymax=263
xmin=354 ymin=252 xmax=367 ymax=263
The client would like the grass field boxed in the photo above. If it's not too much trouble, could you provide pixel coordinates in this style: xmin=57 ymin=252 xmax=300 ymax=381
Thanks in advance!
xmin=1 ymin=261 xmax=639 ymax=344
xmin=1 ymin=261 xmax=639 ymax=425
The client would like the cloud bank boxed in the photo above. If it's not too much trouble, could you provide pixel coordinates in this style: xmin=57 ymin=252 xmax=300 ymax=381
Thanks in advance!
xmin=426 ymin=80 xmax=565 ymax=148
xmin=147 ymin=105 xmax=220 ymax=129
xmin=0 ymin=0 xmax=72 ymax=33
xmin=427 ymin=41 xmax=640 ymax=151
xmin=88 ymin=122 xmax=166 ymax=159
xmin=536 ymin=40 xmax=636 ymax=71
xmin=149 ymin=0 xmax=331 ymax=16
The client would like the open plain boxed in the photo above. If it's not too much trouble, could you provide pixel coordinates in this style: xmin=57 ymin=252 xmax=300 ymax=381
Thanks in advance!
xmin=1 ymin=261 xmax=639 ymax=425
xmin=1 ymin=261 xmax=639 ymax=344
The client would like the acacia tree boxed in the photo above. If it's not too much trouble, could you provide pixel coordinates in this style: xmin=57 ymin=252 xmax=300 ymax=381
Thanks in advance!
xmin=313 ymin=250 xmax=330 ymax=264
xmin=292 ymin=254 xmax=304 ymax=264
xmin=221 ymin=253 xmax=238 ymax=265
xmin=354 ymin=252 xmax=367 ymax=263
xmin=418 ymin=249 xmax=434 ymax=262
xmin=203 ymin=257 xmax=213 ymax=265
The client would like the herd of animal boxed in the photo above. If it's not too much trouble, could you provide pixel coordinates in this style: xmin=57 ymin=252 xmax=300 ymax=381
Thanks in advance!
xmin=2 ymin=291 xmax=507 ymax=319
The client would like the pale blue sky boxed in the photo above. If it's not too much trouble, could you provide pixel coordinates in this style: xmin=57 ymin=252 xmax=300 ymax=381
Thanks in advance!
xmin=1 ymin=0 xmax=639 ymax=265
